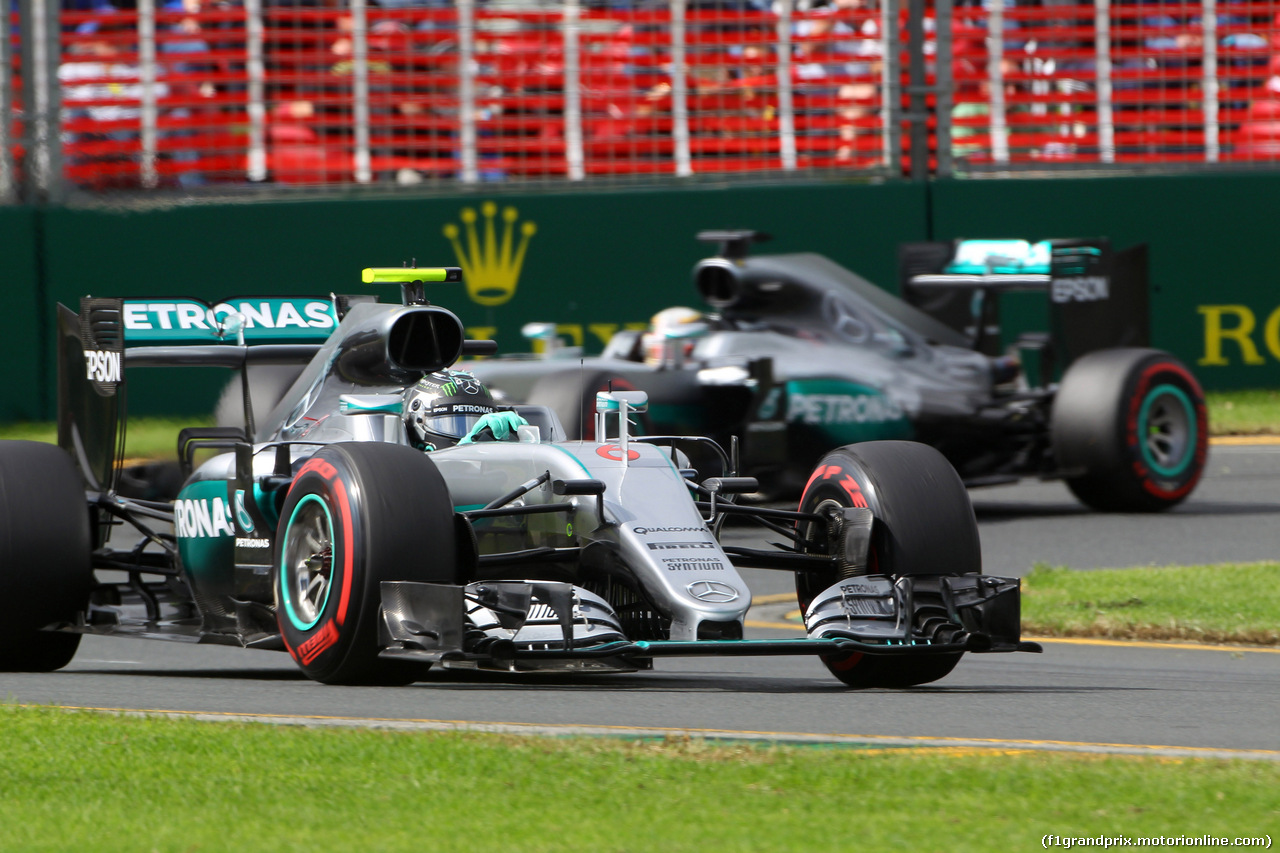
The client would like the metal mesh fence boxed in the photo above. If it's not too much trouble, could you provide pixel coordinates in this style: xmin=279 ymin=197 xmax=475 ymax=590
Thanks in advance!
xmin=4 ymin=0 xmax=1280 ymax=199
xmin=950 ymin=0 xmax=1280 ymax=170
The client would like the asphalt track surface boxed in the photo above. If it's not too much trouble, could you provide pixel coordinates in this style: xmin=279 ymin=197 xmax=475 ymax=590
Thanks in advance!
xmin=3 ymin=443 xmax=1278 ymax=759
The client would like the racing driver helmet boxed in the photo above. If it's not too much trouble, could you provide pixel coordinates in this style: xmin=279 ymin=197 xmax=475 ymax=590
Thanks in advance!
xmin=642 ymin=306 xmax=708 ymax=366
xmin=403 ymin=369 xmax=497 ymax=449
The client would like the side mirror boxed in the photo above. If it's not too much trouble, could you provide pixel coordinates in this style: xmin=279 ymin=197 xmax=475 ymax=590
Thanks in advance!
xmin=595 ymin=389 xmax=649 ymax=414
xmin=216 ymin=311 xmax=247 ymax=345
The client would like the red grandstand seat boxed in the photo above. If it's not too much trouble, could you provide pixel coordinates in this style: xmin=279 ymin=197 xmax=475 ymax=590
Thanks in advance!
xmin=269 ymin=145 xmax=351 ymax=184
xmin=269 ymin=124 xmax=319 ymax=144
xmin=1248 ymin=98 xmax=1280 ymax=119
xmin=1237 ymin=119 xmax=1280 ymax=140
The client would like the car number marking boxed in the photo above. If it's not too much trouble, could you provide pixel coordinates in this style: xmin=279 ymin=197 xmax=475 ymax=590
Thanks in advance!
xmin=597 ymin=445 xmax=641 ymax=461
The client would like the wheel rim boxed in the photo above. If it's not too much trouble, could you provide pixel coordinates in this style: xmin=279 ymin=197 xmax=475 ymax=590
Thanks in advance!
xmin=1137 ymin=383 xmax=1196 ymax=478
xmin=281 ymin=494 xmax=335 ymax=631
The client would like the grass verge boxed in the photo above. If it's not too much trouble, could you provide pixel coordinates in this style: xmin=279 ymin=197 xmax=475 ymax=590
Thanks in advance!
xmin=0 ymin=416 xmax=210 ymax=461
xmin=1021 ymin=562 xmax=1280 ymax=645
xmin=1206 ymin=389 xmax=1280 ymax=436
xmin=1 ymin=704 xmax=1277 ymax=852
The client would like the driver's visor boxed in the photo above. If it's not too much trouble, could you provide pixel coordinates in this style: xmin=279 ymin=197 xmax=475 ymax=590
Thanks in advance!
xmin=421 ymin=410 xmax=492 ymax=439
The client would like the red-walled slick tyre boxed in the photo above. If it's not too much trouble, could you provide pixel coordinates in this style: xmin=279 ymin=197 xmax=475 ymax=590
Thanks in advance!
xmin=1052 ymin=348 xmax=1207 ymax=512
xmin=274 ymin=442 xmax=457 ymax=685
xmin=796 ymin=441 xmax=980 ymax=688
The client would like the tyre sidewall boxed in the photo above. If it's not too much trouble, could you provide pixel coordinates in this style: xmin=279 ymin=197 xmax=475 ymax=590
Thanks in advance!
xmin=0 ymin=441 xmax=92 ymax=671
xmin=797 ymin=441 xmax=980 ymax=609
xmin=274 ymin=452 xmax=368 ymax=683
xmin=1053 ymin=349 xmax=1208 ymax=510
xmin=1120 ymin=357 xmax=1207 ymax=504
xmin=795 ymin=441 xmax=976 ymax=688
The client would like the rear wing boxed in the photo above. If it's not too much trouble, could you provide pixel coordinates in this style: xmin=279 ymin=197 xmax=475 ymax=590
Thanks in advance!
xmin=57 ymin=271 xmax=485 ymax=492
xmin=898 ymin=238 xmax=1148 ymax=382
xmin=119 ymin=295 xmax=344 ymax=345
xmin=57 ymin=296 xmax=333 ymax=495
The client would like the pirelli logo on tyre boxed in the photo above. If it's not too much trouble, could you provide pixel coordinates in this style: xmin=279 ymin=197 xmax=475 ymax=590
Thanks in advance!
xmin=296 ymin=619 xmax=340 ymax=666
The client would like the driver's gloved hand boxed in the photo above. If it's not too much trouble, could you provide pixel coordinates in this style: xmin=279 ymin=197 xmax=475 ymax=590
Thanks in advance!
xmin=459 ymin=411 xmax=529 ymax=445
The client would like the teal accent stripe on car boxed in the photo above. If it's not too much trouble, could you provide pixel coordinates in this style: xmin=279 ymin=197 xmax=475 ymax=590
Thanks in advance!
xmin=174 ymin=480 xmax=237 ymax=580
xmin=548 ymin=444 xmax=594 ymax=477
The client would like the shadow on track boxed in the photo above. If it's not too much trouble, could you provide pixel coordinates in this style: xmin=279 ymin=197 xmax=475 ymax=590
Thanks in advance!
xmin=971 ymin=498 xmax=1280 ymax=521
xmin=54 ymin=666 xmax=1137 ymax=696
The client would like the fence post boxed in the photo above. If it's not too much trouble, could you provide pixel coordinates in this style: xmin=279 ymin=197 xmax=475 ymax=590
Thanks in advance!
xmin=880 ymin=0 xmax=902 ymax=172
xmin=1202 ymin=0 xmax=1219 ymax=163
xmin=1095 ymin=0 xmax=1114 ymax=163
xmin=670 ymin=0 xmax=692 ymax=177
xmin=1 ymin=2 xmax=13 ymax=203
xmin=352 ymin=0 xmax=371 ymax=183
xmin=564 ymin=0 xmax=584 ymax=181
xmin=906 ymin=0 xmax=929 ymax=178
xmin=935 ymin=0 xmax=953 ymax=178
xmin=458 ymin=0 xmax=478 ymax=183
xmin=775 ymin=0 xmax=796 ymax=171
xmin=986 ymin=0 xmax=1008 ymax=164
xmin=140 ymin=0 xmax=159 ymax=189
xmin=18 ymin=0 xmax=63 ymax=202
xmin=246 ymin=0 xmax=266 ymax=182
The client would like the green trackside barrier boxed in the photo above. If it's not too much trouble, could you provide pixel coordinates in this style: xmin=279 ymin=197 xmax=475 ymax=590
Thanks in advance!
xmin=6 ymin=171 xmax=1279 ymax=420
xmin=0 ymin=207 xmax=44 ymax=422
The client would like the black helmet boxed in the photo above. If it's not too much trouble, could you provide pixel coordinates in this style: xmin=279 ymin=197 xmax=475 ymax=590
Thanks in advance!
xmin=404 ymin=369 xmax=496 ymax=449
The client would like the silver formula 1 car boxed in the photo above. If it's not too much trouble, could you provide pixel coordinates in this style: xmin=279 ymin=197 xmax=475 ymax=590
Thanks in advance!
xmin=469 ymin=231 xmax=1208 ymax=513
xmin=0 ymin=268 xmax=1038 ymax=687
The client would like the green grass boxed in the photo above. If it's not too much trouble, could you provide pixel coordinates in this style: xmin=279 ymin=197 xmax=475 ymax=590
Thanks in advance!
xmin=1021 ymin=562 xmax=1280 ymax=645
xmin=0 ymin=705 xmax=1276 ymax=852
xmin=1206 ymin=389 xmax=1280 ymax=435
xmin=0 ymin=416 xmax=210 ymax=461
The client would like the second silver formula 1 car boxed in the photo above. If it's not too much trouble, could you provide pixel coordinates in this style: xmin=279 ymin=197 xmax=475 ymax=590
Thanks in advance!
xmin=469 ymin=231 xmax=1208 ymax=513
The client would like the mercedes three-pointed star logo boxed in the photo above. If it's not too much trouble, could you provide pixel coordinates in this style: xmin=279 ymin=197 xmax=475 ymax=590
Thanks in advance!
xmin=686 ymin=580 xmax=740 ymax=603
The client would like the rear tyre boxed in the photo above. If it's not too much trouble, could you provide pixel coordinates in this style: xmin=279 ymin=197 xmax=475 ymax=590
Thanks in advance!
xmin=527 ymin=370 xmax=648 ymax=441
xmin=274 ymin=442 xmax=457 ymax=685
xmin=796 ymin=441 xmax=979 ymax=688
xmin=1052 ymin=348 xmax=1207 ymax=512
xmin=0 ymin=441 xmax=92 ymax=671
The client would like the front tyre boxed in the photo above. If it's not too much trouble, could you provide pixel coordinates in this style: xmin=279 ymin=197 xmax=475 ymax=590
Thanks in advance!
xmin=274 ymin=443 xmax=457 ymax=685
xmin=796 ymin=441 xmax=980 ymax=688
xmin=0 ymin=441 xmax=92 ymax=671
xmin=1052 ymin=348 xmax=1207 ymax=512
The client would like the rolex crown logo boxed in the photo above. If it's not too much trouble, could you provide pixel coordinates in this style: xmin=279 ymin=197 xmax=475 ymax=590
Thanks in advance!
xmin=443 ymin=202 xmax=537 ymax=307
